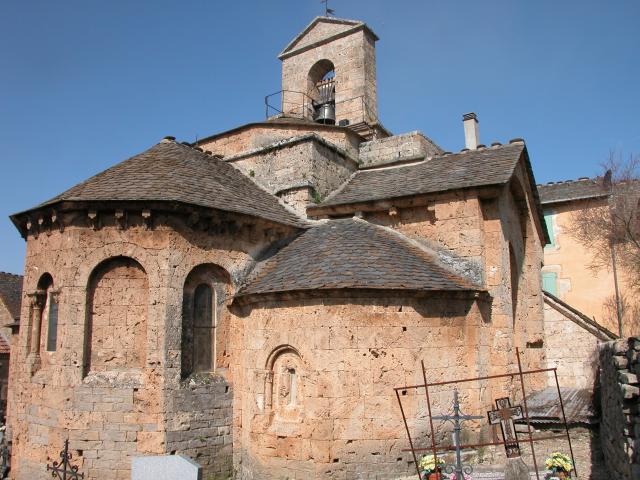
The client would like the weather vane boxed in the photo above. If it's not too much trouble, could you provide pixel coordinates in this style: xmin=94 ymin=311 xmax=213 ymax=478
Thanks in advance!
xmin=321 ymin=0 xmax=335 ymax=16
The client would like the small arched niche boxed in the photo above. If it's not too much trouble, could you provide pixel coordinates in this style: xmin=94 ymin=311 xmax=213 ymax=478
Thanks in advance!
xmin=85 ymin=256 xmax=148 ymax=374
xmin=264 ymin=345 xmax=304 ymax=421
xmin=181 ymin=263 xmax=230 ymax=379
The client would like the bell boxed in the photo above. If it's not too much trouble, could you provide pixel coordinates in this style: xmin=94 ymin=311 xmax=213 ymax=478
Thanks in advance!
xmin=314 ymin=103 xmax=336 ymax=125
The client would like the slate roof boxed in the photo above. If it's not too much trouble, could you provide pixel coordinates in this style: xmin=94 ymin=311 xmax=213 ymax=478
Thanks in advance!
xmin=537 ymin=177 xmax=609 ymax=205
xmin=239 ymin=218 xmax=482 ymax=297
xmin=316 ymin=142 xmax=526 ymax=208
xmin=518 ymin=387 xmax=596 ymax=425
xmin=0 ymin=272 xmax=23 ymax=322
xmin=19 ymin=140 xmax=306 ymax=228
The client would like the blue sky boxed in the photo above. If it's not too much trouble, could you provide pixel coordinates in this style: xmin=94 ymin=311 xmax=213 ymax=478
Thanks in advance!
xmin=1 ymin=0 xmax=639 ymax=274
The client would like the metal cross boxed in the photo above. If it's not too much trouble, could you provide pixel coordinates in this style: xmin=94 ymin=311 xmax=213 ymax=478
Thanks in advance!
xmin=432 ymin=389 xmax=484 ymax=480
xmin=46 ymin=439 xmax=85 ymax=480
xmin=487 ymin=397 xmax=524 ymax=458
xmin=321 ymin=0 xmax=335 ymax=16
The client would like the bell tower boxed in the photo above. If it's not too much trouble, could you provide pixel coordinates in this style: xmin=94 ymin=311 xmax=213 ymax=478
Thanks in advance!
xmin=278 ymin=17 xmax=379 ymax=131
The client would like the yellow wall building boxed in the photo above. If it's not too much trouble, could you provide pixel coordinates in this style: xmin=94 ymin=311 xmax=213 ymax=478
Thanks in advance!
xmin=539 ymin=177 xmax=638 ymax=337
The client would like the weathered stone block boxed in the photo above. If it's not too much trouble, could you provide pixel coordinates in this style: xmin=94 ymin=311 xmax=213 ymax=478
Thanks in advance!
xmin=619 ymin=371 xmax=639 ymax=385
xmin=621 ymin=384 xmax=640 ymax=399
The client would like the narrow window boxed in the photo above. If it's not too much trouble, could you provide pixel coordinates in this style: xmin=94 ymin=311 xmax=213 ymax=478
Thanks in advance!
xmin=288 ymin=368 xmax=297 ymax=406
xmin=46 ymin=292 xmax=59 ymax=351
xmin=509 ymin=244 xmax=519 ymax=320
xmin=192 ymin=284 xmax=215 ymax=373
xmin=31 ymin=273 xmax=53 ymax=357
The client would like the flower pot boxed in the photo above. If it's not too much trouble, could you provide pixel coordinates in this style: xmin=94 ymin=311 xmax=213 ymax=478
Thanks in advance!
xmin=554 ymin=471 xmax=570 ymax=479
xmin=426 ymin=473 xmax=443 ymax=480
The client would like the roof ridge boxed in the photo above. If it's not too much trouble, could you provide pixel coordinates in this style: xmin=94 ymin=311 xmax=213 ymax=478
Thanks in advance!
xmin=319 ymin=170 xmax=359 ymax=205
xmin=153 ymin=140 xmax=313 ymax=226
xmin=537 ymin=176 xmax=601 ymax=187
xmin=314 ymin=141 xmax=526 ymax=210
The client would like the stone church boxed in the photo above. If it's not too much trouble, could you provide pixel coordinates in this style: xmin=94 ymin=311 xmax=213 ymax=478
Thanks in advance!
xmin=7 ymin=16 xmax=550 ymax=480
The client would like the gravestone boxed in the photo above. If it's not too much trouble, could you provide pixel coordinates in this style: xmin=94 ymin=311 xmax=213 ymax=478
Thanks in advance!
xmin=131 ymin=455 xmax=202 ymax=480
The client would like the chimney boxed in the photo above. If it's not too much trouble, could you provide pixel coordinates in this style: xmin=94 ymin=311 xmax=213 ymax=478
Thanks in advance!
xmin=463 ymin=112 xmax=479 ymax=150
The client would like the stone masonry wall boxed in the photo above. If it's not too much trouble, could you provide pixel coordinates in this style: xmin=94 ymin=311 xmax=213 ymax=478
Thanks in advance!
xmin=599 ymin=337 xmax=640 ymax=480
xmin=225 ymin=136 xmax=357 ymax=208
xmin=165 ymin=377 xmax=233 ymax=479
xmin=359 ymin=131 xmax=443 ymax=168
xmin=233 ymin=295 xmax=515 ymax=480
xmin=364 ymin=168 xmax=546 ymax=386
xmin=543 ymin=302 xmax=602 ymax=389
xmin=8 ymin=211 xmax=293 ymax=480
xmin=199 ymin=124 xmax=361 ymax=159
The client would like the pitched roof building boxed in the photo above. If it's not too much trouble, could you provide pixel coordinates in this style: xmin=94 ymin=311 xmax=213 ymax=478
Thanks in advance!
xmin=7 ymin=17 xmax=552 ymax=480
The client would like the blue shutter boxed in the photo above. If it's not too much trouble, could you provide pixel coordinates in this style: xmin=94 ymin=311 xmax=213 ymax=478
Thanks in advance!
xmin=542 ymin=272 xmax=558 ymax=296
xmin=544 ymin=213 xmax=555 ymax=247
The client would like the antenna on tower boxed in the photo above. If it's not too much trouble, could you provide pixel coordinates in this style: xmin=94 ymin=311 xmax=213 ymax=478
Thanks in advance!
xmin=321 ymin=0 xmax=335 ymax=16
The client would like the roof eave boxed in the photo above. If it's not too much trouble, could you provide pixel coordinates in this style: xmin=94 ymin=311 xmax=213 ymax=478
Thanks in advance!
xmin=9 ymin=198 xmax=309 ymax=238
xmin=234 ymin=286 xmax=488 ymax=306
xmin=539 ymin=193 xmax=609 ymax=206
xmin=518 ymin=146 xmax=551 ymax=245
xmin=307 ymin=184 xmax=504 ymax=217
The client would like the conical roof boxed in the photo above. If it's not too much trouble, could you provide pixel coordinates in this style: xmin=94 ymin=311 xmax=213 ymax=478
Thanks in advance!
xmin=17 ymin=139 xmax=307 ymax=228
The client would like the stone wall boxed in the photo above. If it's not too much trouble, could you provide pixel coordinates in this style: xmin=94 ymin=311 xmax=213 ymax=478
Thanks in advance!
xmin=364 ymin=167 xmax=546 ymax=382
xmin=224 ymin=135 xmax=357 ymax=210
xmin=199 ymin=123 xmax=361 ymax=159
xmin=7 ymin=211 xmax=294 ymax=480
xmin=165 ymin=377 xmax=233 ymax=479
xmin=599 ymin=337 xmax=640 ymax=480
xmin=233 ymin=294 xmax=514 ymax=480
xmin=359 ymin=131 xmax=443 ymax=168
xmin=543 ymin=301 xmax=602 ymax=389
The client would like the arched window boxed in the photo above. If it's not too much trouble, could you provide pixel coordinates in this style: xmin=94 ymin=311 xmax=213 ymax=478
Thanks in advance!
xmin=192 ymin=284 xmax=215 ymax=373
xmin=181 ymin=264 xmax=229 ymax=378
xmin=29 ymin=273 xmax=57 ymax=357
xmin=307 ymin=59 xmax=336 ymax=124
xmin=46 ymin=287 xmax=59 ymax=352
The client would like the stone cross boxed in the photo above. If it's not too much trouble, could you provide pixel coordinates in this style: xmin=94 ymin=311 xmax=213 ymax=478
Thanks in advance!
xmin=487 ymin=397 xmax=524 ymax=458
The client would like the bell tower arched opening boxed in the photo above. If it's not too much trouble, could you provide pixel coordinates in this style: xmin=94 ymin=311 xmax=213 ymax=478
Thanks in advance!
xmin=307 ymin=59 xmax=336 ymax=125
